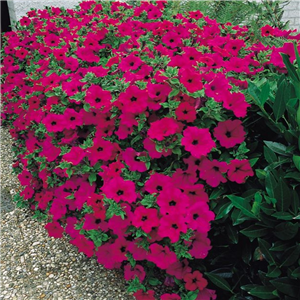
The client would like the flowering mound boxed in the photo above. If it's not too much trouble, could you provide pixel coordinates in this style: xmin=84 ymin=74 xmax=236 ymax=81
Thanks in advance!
xmin=2 ymin=1 xmax=300 ymax=299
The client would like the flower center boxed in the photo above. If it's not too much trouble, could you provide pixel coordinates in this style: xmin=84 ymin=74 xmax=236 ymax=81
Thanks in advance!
xmin=117 ymin=190 xmax=124 ymax=196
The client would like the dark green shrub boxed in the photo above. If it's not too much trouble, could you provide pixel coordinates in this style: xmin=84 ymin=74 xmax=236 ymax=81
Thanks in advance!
xmin=204 ymin=44 xmax=300 ymax=300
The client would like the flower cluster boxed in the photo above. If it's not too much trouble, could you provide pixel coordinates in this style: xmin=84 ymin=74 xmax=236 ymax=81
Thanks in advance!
xmin=2 ymin=1 xmax=299 ymax=299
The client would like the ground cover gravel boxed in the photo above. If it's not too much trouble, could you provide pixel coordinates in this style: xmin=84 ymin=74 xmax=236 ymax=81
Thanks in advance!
xmin=1 ymin=126 xmax=134 ymax=300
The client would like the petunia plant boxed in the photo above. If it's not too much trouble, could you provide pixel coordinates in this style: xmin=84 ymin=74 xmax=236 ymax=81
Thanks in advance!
xmin=1 ymin=1 xmax=300 ymax=299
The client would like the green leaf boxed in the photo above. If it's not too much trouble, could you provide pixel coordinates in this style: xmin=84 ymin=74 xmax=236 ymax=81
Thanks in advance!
xmin=248 ymin=286 xmax=278 ymax=299
xmin=270 ymin=277 xmax=300 ymax=298
xmin=264 ymin=141 xmax=289 ymax=156
xmin=131 ymin=135 xmax=143 ymax=146
xmin=127 ymin=276 xmax=145 ymax=293
xmin=291 ymin=267 xmax=300 ymax=278
xmin=252 ymin=192 xmax=262 ymax=215
xmin=267 ymin=265 xmax=281 ymax=278
xmin=169 ymin=89 xmax=180 ymax=98
xmin=204 ymin=273 xmax=233 ymax=293
xmin=284 ymin=172 xmax=300 ymax=182
xmin=66 ymin=169 xmax=73 ymax=178
xmin=280 ymin=245 xmax=300 ymax=267
xmin=182 ymin=291 xmax=199 ymax=300
xmin=291 ymin=190 xmax=300 ymax=215
xmin=264 ymin=146 xmax=277 ymax=164
xmin=248 ymin=81 xmax=261 ymax=104
xmin=281 ymin=53 xmax=300 ymax=84
xmin=260 ymin=82 xmax=270 ymax=105
xmin=88 ymin=173 xmax=97 ymax=185
xmin=258 ymin=238 xmax=276 ymax=264
xmin=256 ymin=169 xmax=267 ymax=179
xmin=294 ymin=42 xmax=300 ymax=71
xmin=240 ymin=225 xmax=269 ymax=239
xmin=148 ymin=278 xmax=162 ymax=286
xmin=226 ymin=224 xmax=239 ymax=244
xmin=242 ymin=245 xmax=252 ymax=264
xmin=241 ymin=284 xmax=259 ymax=292
xmin=270 ymin=241 xmax=287 ymax=252
xmin=276 ymin=178 xmax=291 ymax=211
xmin=226 ymin=195 xmax=258 ymax=219
xmin=292 ymin=155 xmax=300 ymax=172
xmin=83 ymin=103 xmax=90 ymax=112
xmin=265 ymin=172 xmax=277 ymax=199
xmin=273 ymin=80 xmax=286 ymax=121
xmin=271 ymin=212 xmax=294 ymax=220
xmin=210 ymin=187 xmax=226 ymax=200
xmin=215 ymin=202 xmax=234 ymax=220
xmin=249 ymin=157 xmax=259 ymax=167
xmin=126 ymin=253 xmax=136 ymax=268
xmin=273 ymin=222 xmax=298 ymax=240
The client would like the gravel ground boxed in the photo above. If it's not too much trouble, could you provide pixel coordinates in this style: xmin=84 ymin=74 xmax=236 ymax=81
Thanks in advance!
xmin=0 ymin=126 xmax=135 ymax=300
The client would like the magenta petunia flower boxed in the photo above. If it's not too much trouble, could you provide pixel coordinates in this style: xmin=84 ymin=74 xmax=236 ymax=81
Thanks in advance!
xmin=49 ymin=199 xmax=68 ymax=220
xmin=188 ymin=232 xmax=212 ymax=259
xmin=157 ymin=214 xmax=187 ymax=243
xmin=224 ymin=39 xmax=245 ymax=56
xmin=65 ymin=217 xmax=80 ymax=239
xmin=88 ymin=138 xmax=115 ymax=165
xmin=227 ymin=159 xmax=254 ymax=184
xmin=123 ymin=148 xmax=147 ymax=172
xmin=148 ymin=118 xmax=181 ymax=141
xmin=110 ymin=238 xmax=129 ymax=263
xmin=144 ymin=173 xmax=173 ymax=194
xmin=85 ymin=85 xmax=112 ymax=111
xmin=64 ymin=108 xmax=83 ymax=129
xmin=147 ymin=243 xmax=178 ymax=269
xmin=179 ymin=68 xmax=203 ymax=93
xmin=82 ymin=212 xmax=106 ymax=231
xmin=127 ymin=240 xmax=148 ymax=261
xmin=175 ymin=102 xmax=197 ymax=122
xmin=186 ymin=202 xmax=215 ymax=233
xmin=161 ymin=294 xmax=181 ymax=300
xmin=108 ymin=211 xmax=132 ymax=237
xmin=183 ymin=271 xmax=207 ymax=291
xmin=143 ymin=138 xmax=172 ymax=159
xmin=166 ymin=259 xmax=192 ymax=280
xmin=70 ymin=235 xmax=95 ymax=258
xmin=133 ymin=289 xmax=156 ymax=300
xmin=42 ymin=114 xmax=67 ymax=132
xmin=96 ymin=243 xmax=120 ymax=269
xmin=124 ymin=264 xmax=146 ymax=282
xmin=261 ymin=25 xmax=275 ymax=37
xmin=199 ymin=159 xmax=228 ymax=187
xmin=119 ymin=54 xmax=144 ymax=72
xmin=63 ymin=147 xmax=86 ymax=165
xmin=20 ymin=16 xmax=31 ymax=26
xmin=40 ymin=139 xmax=61 ymax=162
xmin=102 ymin=176 xmax=137 ymax=203
xmin=132 ymin=206 xmax=160 ymax=233
xmin=223 ymin=92 xmax=250 ymax=118
xmin=182 ymin=183 xmax=209 ymax=205
xmin=147 ymin=83 xmax=171 ymax=110
xmin=162 ymin=31 xmax=182 ymax=48
xmin=119 ymin=85 xmax=148 ymax=114
xmin=18 ymin=170 xmax=32 ymax=186
xmin=76 ymin=47 xmax=99 ymax=63
xmin=204 ymin=73 xmax=231 ymax=102
xmin=181 ymin=127 xmax=215 ymax=158
xmin=171 ymin=168 xmax=198 ymax=189
xmin=44 ymin=34 xmax=60 ymax=47
xmin=45 ymin=221 xmax=64 ymax=238
xmin=157 ymin=188 xmax=189 ymax=216
xmin=196 ymin=288 xmax=217 ymax=300
xmin=214 ymin=119 xmax=246 ymax=148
